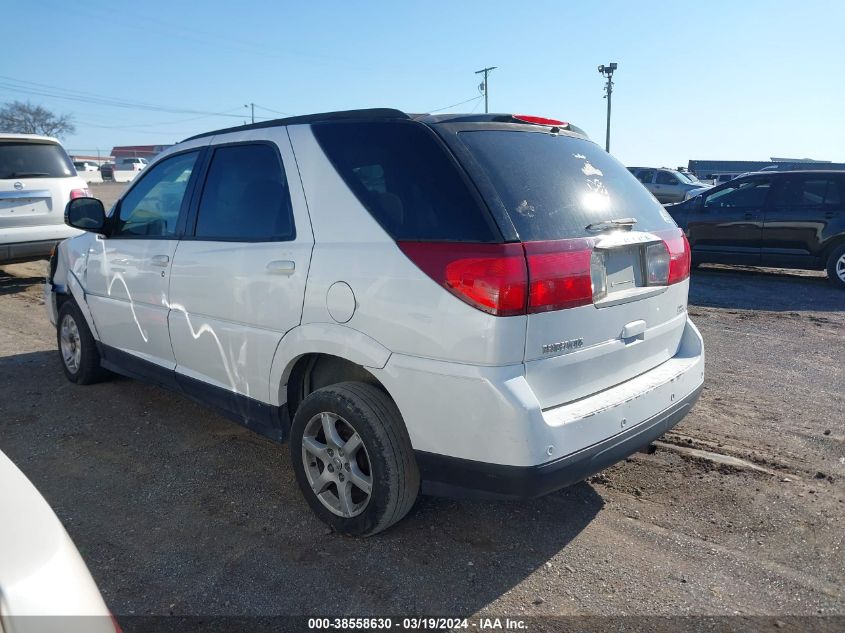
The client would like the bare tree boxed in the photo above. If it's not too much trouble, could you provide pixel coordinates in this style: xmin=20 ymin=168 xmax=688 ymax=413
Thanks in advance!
xmin=0 ymin=101 xmax=76 ymax=138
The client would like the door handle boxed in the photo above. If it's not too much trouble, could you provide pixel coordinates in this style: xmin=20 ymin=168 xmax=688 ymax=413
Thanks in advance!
xmin=150 ymin=254 xmax=170 ymax=267
xmin=266 ymin=260 xmax=295 ymax=275
xmin=744 ymin=212 xmax=754 ymax=220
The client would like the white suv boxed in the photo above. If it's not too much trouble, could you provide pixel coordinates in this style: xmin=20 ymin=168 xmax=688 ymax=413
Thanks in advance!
xmin=1 ymin=134 xmax=90 ymax=264
xmin=116 ymin=157 xmax=148 ymax=171
xmin=45 ymin=109 xmax=705 ymax=536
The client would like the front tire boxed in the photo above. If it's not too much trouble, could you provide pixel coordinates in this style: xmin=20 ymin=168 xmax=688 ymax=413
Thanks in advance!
xmin=826 ymin=244 xmax=845 ymax=289
xmin=290 ymin=382 xmax=419 ymax=536
xmin=57 ymin=300 xmax=109 ymax=384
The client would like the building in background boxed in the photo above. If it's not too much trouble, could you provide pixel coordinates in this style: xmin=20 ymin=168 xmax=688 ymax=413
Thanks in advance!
xmin=110 ymin=144 xmax=172 ymax=163
xmin=688 ymin=157 xmax=845 ymax=180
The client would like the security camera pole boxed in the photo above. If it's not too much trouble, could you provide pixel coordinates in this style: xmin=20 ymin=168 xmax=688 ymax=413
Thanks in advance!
xmin=475 ymin=66 xmax=497 ymax=114
xmin=598 ymin=63 xmax=618 ymax=152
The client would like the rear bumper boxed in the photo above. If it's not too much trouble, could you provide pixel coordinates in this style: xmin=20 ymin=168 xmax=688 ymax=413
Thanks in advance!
xmin=0 ymin=239 xmax=58 ymax=264
xmin=372 ymin=318 xmax=704 ymax=498
xmin=416 ymin=382 xmax=702 ymax=499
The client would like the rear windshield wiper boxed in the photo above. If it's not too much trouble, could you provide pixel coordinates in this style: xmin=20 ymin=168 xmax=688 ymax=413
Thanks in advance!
xmin=585 ymin=217 xmax=638 ymax=231
xmin=6 ymin=171 xmax=51 ymax=178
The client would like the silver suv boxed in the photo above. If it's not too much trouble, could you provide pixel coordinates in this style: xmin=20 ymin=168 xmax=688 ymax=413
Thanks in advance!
xmin=628 ymin=167 xmax=710 ymax=204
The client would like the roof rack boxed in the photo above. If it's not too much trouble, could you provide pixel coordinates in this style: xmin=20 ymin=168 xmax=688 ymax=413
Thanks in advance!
xmin=182 ymin=108 xmax=410 ymax=142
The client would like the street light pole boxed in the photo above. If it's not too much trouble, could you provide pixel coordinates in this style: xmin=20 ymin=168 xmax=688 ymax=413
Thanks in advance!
xmin=245 ymin=102 xmax=255 ymax=124
xmin=475 ymin=66 xmax=497 ymax=113
xmin=598 ymin=63 xmax=618 ymax=153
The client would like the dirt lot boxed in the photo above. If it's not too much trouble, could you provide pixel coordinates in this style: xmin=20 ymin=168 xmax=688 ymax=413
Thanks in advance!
xmin=0 ymin=257 xmax=842 ymax=622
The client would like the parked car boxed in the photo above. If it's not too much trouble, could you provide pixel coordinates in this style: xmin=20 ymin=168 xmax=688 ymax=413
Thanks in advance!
xmin=46 ymin=109 xmax=704 ymax=535
xmin=0 ymin=450 xmax=116 ymax=632
xmin=628 ymin=167 xmax=709 ymax=203
xmin=666 ymin=170 xmax=845 ymax=287
xmin=115 ymin=157 xmax=148 ymax=171
xmin=99 ymin=162 xmax=114 ymax=180
xmin=0 ymin=134 xmax=89 ymax=264
xmin=73 ymin=160 xmax=99 ymax=172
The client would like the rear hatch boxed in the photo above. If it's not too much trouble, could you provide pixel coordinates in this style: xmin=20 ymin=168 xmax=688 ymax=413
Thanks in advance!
xmin=439 ymin=123 xmax=691 ymax=408
xmin=0 ymin=138 xmax=80 ymax=230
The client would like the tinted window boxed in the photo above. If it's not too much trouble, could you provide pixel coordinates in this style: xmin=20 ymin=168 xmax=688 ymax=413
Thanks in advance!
xmin=0 ymin=142 xmax=74 ymax=179
xmin=657 ymin=171 xmax=679 ymax=185
xmin=457 ymin=131 xmax=676 ymax=241
xmin=195 ymin=144 xmax=294 ymax=241
xmin=637 ymin=169 xmax=655 ymax=184
xmin=115 ymin=151 xmax=198 ymax=237
xmin=704 ymin=178 xmax=771 ymax=209
xmin=774 ymin=177 xmax=841 ymax=207
xmin=312 ymin=121 xmax=498 ymax=242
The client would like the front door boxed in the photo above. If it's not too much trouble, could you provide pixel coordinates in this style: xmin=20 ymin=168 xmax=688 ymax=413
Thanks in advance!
xmin=654 ymin=169 xmax=683 ymax=203
xmin=686 ymin=176 xmax=772 ymax=265
xmin=85 ymin=150 xmax=201 ymax=378
xmin=167 ymin=131 xmax=313 ymax=410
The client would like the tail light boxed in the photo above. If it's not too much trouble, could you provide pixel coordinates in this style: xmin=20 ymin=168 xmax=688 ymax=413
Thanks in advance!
xmin=400 ymin=231 xmax=688 ymax=317
xmin=397 ymin=242 xmax=527 ymax=316
xmin=398 ymin=239 xmax=595 ymax=316
xmin=70 ymin=188 xmax=91 ymax=199
xmin=512 ymin=114 xmax=569 ymax=128
xmin=653 ymin=228 xmax=691 ymax=284
xmin=524 ymin=239 xmax=593 ymax=312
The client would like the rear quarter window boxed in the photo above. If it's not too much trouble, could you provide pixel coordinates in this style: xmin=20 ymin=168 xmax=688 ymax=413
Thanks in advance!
xmin=456 ymin=131 xmax=676 ymax=241
xmin=312 ymin=121 xmax=499 ymax=242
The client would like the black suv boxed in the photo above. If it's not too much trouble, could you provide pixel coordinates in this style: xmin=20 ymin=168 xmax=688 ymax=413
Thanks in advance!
xmin=667 ymin=170 xmax=845 ymax=287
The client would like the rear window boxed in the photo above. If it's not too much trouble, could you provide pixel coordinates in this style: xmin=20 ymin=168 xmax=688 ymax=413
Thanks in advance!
xmin=456 ymin=131 xmax=676 ymax=241
xmin=0 ymin=141 xmax=75 ymax=179
xmin=312 ymin=121 xmax=499 ymax=242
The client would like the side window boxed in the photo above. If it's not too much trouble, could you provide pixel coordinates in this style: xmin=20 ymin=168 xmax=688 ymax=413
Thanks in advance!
xmin=637 ymin=169 xmax=655 ymax=184
xmin=114 ymin=151 xmax=198 ymax=237
xmin=704 ymin=178 xmax=771 ymax=210
xmin=312 ymin=121 xmax=497 ymax=241
xmin=194 ymin=144 xmax=294 ymax=241
xmin=656 ymin=171 xmax=679 ymax=185
xmin=774 ymin=177 xmax=839 ymax=208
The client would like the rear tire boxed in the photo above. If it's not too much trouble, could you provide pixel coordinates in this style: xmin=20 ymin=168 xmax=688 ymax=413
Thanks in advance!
xmin=290 ymin=381 xmax=419 ymax=536
xmin=826 ymin=244 xmax=845 ymax=289
xmin=57 ymin=300 xmax=109 ymax=384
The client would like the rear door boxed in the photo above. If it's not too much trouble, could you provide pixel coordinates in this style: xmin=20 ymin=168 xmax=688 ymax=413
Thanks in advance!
xmin=446 ymin=128 xmax=689 ymax=408
xmin=685 ymin=176 xmax=771 ymax=265
xmin=762 ymin=174 xmax=843 ymax=266
xmin=167 ymin=130 xmax=313 ymax=406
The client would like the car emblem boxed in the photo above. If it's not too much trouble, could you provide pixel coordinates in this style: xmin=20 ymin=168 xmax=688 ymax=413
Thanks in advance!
xmin=13 ymin=181 xmax=23 ymax=190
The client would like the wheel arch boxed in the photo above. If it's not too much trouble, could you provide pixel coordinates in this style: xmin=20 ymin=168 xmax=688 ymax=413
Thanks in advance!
xmin=269 ymin=323 xmax=393 ymax=412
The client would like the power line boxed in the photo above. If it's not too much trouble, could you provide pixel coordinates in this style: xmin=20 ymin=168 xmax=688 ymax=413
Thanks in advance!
xmin=427 ymin=95 xmax=483 ymax=114
xmin=253 ymin=104 xmax=294 ymax=117
xmin=0 ymin=75 xmax=248 ymax=119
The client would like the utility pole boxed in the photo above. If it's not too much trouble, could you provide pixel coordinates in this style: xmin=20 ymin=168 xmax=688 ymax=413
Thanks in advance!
xmin=244 ymin=102 xmax=255 ymax=124
xmin=475 ymin=66 xmax=497 ymax=113
xmin=597 ymin=63 xmax=618 ymax=153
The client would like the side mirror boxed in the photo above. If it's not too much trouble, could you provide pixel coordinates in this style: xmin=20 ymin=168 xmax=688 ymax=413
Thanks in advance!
xmin=65 ymin=197 xmax=106 ymax=233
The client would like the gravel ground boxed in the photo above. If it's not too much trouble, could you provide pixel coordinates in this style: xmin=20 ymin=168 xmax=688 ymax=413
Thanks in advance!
xmin=0 ymin=258 xmax=842 ymax=622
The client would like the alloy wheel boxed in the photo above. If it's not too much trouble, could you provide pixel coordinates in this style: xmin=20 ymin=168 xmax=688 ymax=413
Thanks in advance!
xmin=301 ymin=412 xmax=373 ymax=518
xmin=60 ymin=314 xmax=81 ymax=374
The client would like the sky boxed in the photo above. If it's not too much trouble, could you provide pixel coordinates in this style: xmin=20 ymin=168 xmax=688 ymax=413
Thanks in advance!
xmin=3 ymin=0 xmax=844 ymax=167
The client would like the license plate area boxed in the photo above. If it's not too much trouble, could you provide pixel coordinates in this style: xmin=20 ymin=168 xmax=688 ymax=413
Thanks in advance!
xmin=603 ymin=245 xmax=642 ymax=293
xmin=591 ymin=234 xmax=669 ymax=308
